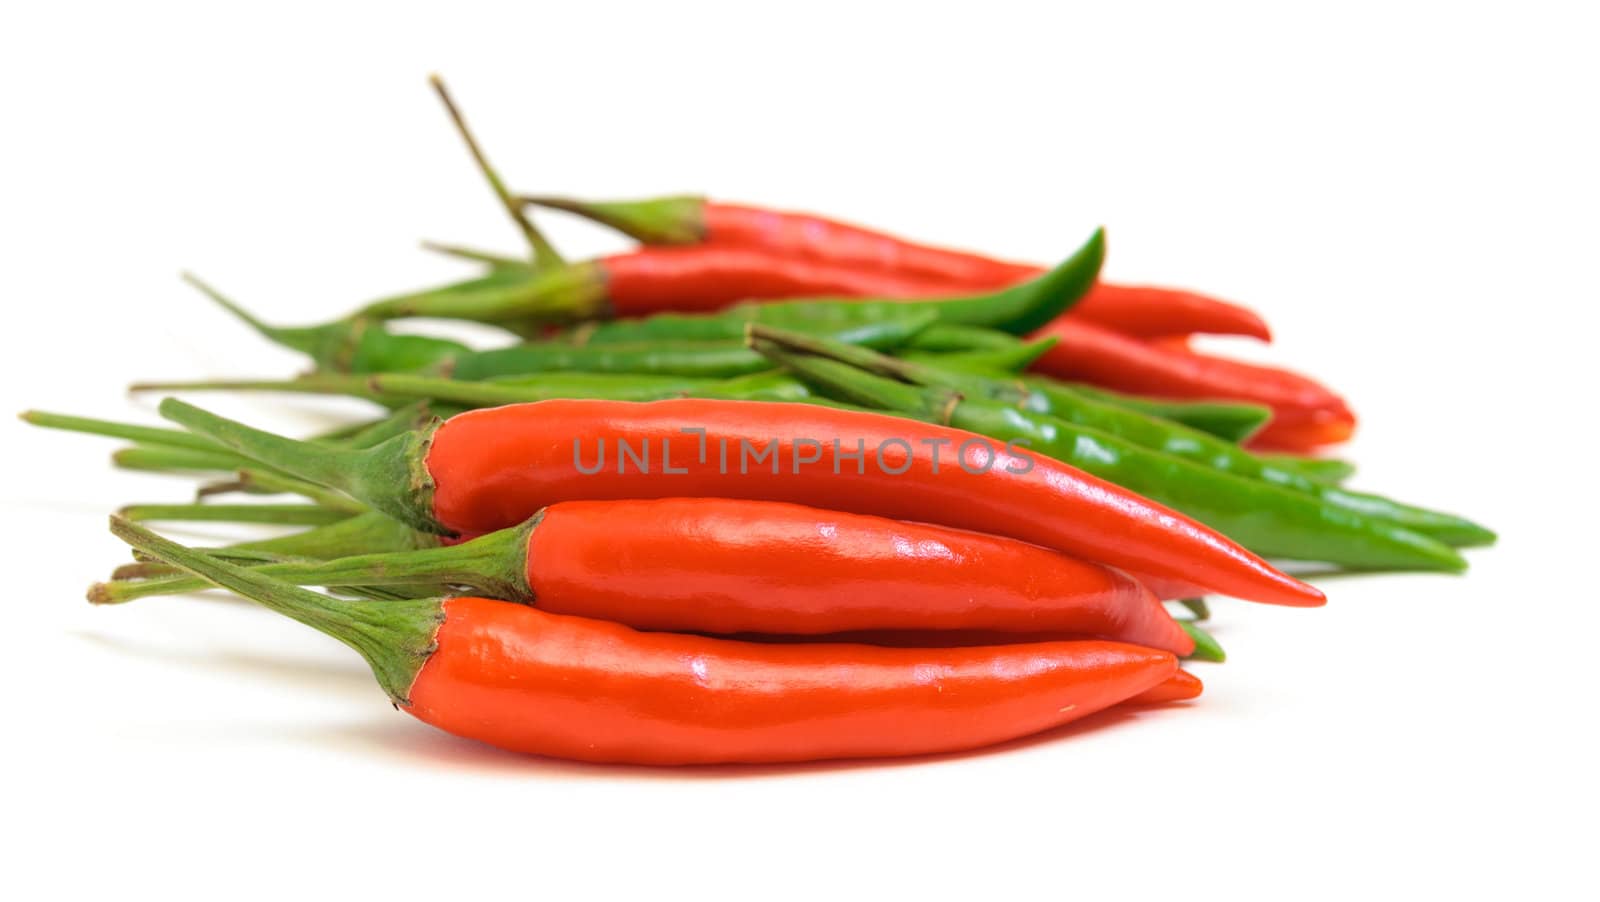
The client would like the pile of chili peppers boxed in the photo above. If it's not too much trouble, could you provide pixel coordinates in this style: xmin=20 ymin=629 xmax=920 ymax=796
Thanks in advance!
xmin=25 ymin=78 xmax=1492 ymax=766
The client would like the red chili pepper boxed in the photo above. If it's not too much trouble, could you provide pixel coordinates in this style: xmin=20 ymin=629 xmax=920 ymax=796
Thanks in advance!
xmin=415 ymin=601 xmax=1179 ymax=764
xmin=160 ymin=397 xmax=1325 ymax=607
xmin=113 ymin=517 xmax=1183 ymax=766
xmin=528 ymin=194 xmax=1271 ymax=339
xmin=1027 ymin=317 xmax=1356 ymax=450
xmin=1071 ymin=283 xmax=1273 ymax=342
xmin=1124 ymin=669 xmax=1204 ymax=705
xmin=526 ymin=498 xmax=1195 ymax=653
xmin=601 ymin=245 xmax=966 ymax=315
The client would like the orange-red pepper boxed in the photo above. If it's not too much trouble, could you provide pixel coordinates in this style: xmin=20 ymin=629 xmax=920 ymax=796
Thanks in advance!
xmin=411 ymin=600 xmax=1178 ymax=764
xmin=162 ymin=397 xmax=1325 ymax=607
xmin=601 ymin=245 xmax=964 ymax=315
xmin=114 ymin=518 xmax=1182 ymax=766
xmin=1027 ymin=317 xmax=1356 ymax=450
xmin=529 ymin=194 xmax=1271 ymax=339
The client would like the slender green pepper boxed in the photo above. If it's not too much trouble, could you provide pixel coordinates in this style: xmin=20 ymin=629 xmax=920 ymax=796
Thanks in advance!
xmin=1044 ymin=381 xmax=1274 ymax=444
xmin=1179 ymin=621 xmax=1227 ymax=662
xmin=900 ymin=324 xmax=1027 ymax=353
xmin=759 ymin=328 xmax=1492 ymax=547
xmin=443 ymin=313 xmax=933 ymax=380
xmin=1255 ymin=454 xmax=1356 ymax=484
xmin=751 ymin=331 xmax=1469 ymax=572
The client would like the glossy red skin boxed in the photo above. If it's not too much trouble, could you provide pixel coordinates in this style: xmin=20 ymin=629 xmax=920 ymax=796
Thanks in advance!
xmin=1028 ymin=317 xmax=1357 ymax=449
xmin=1123 ymin=669 xmax=1203 ymax=705
xmin=425 ymin=399 xmax=1322 ymax=607
xmin=600 ymin=245 xmax=961 ymax=315
xmin=526 ymin=498 xmax=1193 ymax=655
xmin=1071 ymin=283 xmax=1273 ymax=341
xmin=703 ymin=203 xmax=1269 ymax=339
xmin=701 ymin=202 xmax=1039 ymax=288
xmin=405 ymin=597 xmax=1178 ymax=765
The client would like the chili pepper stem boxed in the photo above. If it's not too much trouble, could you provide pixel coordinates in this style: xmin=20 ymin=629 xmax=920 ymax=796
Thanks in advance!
xmin=750 ymin=332 xmax=957 ymax=424
xmin=196 ymin=468 xmax=367 ymax=512
xmin=104 ymin=517 xmax=442 ymax=705
xmin=157 ymin=398 xmax=448 ymax=535
xmin=20 ymin=410 xmax=230 ymax=453
xmin=129 ymin=373 xmax=392 ymax=403
xmin=420 ymin=240 xmax=529 ymax=270
xmin=94 ymin=517 xmax=532 ymax=605
xmin=118 ymin=503 xmax=355 ymax=526
xmin=519 ymin=194 xmax=707 ymax=245
xmin=428 ymin=74 xmax=561 ymax=270
xmin=112 ymin=445 xmax=257 ymax=474
xmin=180 ymin=272 xmax=357 ymax=363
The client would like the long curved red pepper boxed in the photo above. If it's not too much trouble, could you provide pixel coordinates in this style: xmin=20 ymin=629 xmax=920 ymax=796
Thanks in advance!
xmin=532 ymin=195 xmax=1271 ymax=339
xmin=161 ymin=397 xmax=1324 ymax=607
xmin=528 ymin=498 xmax=1193 ymax=653
xmin=1125 ymin=669 xmax=1204 ymax=705
xmin=1026 ymin=317 xmax=1356 ymax=450
xmin=601 ymin=245 xmax=964 ymax=315
xmin=422 ymin=400 xmax=1323 ymax=606
xmin=112 ymin=518 xmax=1182 ymax=766
xmin=411 ymin=600 xmax=1179 ymax=764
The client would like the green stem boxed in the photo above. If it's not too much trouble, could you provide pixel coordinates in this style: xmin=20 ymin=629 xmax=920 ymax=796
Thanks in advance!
xmin=104 ymin=517 xmax=443 ymax=705
xmin=112 ymin=445 xmax=257 ymax=474
xmin=119 ymin=503 xmax=356 ymax=526
xmin=1177 ymin=598 xmax=1211 ymax=622
xmin=749 ymin=337 xmax=955 ymax=424
xmin=420 ymin=240 xmax=530 ymax=270
xmin=112 ymin=548 xmax=299 ymax=580
xmin=342 ymin=401 xmax=451 ymax=448
xmin=197 ymin=468 xmax=367 ymax=512
xmin=429 ymin=74 xmax=562 ymax=270
xmin=20 ymin=410 xmax=230 ymax=453
xmin=95 ymin=519 xmax=530 ymax=605
xmin=1179 ymin=620 xmax=1227 ymax=663
xmin=157 ymin=399 xmax=447 ymax=535
xmin=229 ymin=510 xmax=434 ymax=555
xmin=129 ymin=373 xmax=394 ymax=403
xmin=519 ymin=194 xmax=707 ymax=245
xmin=350 ymin=262 xmax=607 ymax=327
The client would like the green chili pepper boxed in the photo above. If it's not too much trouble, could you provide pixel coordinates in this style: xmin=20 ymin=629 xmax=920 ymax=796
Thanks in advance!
xmin=900 ymin=324 xmax=1027 ymax=353
xmin=757 ymin=327 xmax=1492 ymax=548
xmin=751 ymin=328 xmax=1471 ymax=572
xmin=896 ymin=339 xmax=1057 ymax=375
xmin=1178 ymin=621 xmax=1227 ymax=662
xmin=1255 ymin=454 xmax=1356 ymax=484
xmin=1040 ymin=381 xmax=1274 ymax=444
xmin=444 ymin=312 xmax=931 ymax=380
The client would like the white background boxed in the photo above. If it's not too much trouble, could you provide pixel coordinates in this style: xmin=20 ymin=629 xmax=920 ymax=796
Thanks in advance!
xmin=3 ymin=2 xmax=1595 ymax=899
